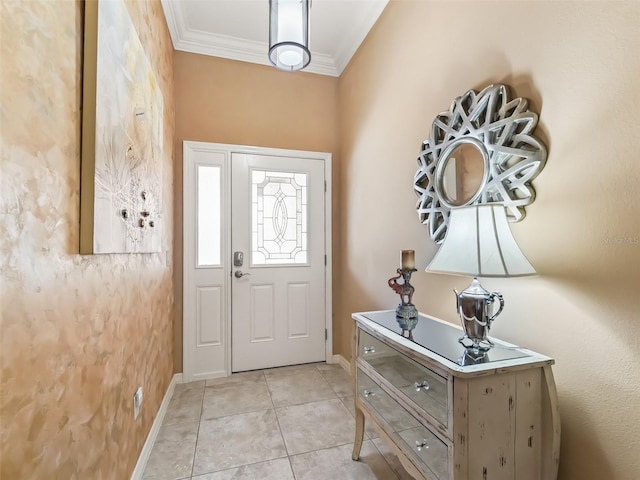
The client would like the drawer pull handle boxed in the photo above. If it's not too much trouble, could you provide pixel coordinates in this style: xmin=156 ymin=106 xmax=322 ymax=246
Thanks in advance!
xmin=415 ymin=439 xmax=430 ymax=451
xmin=363 ymin=389 xmax=375 ymax=398
xmin=363 ymin=346 xmax=376 ymax=354
xmin=415 ymin=381 xmax=430 ymax=392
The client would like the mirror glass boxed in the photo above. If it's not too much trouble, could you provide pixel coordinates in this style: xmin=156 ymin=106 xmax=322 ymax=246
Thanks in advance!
xmin=441 ymin=142 xmax=485 ymax=206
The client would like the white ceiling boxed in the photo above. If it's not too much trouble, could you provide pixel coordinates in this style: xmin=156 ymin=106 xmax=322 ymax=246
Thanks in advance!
xmin=160 ymin=0 xmax=389 ymax=77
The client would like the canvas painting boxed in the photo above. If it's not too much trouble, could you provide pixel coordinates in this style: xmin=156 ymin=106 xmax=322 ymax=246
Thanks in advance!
xmin=80 ymin=0 xmax=163 ymax=254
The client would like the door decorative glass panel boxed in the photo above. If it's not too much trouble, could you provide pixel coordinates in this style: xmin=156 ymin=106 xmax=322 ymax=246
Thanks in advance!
xmin=251 ymin=170 xmax=308 ymax=265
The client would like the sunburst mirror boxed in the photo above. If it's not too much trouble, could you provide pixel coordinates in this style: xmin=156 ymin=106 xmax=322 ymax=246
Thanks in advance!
xmin=414 ymin=84 xmax=547 ymax=244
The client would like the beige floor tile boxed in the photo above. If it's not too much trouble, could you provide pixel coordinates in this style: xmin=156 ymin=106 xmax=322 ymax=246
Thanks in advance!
xmin=201 ymin=374 xmax=272 ymax=420
xmin=266 ymin=368 xmax=337 ymax=407
xmin=371 ymin=438 xmax=415 ymax=480
xmin=173 ymin=381 xmax=205 ymax=400
xmin=318 ymin=364 xmax=354 ymax=397
xmin=145 ymin=364 xmax=431 ymax=480
xmin=142 ymin=421 xmax=198 ymax=480
xmin=262 ymin=363 xmax=321 ymax=377
xmin=192 ymin=409 xmax=287 ymax=476
xmin=205 ymin=371 xmax=265 ymax=387
xmin=315 ymin=362 xmax=352 ymax=375
xmin=163 ymin=390 xmax=203 ymax=426
xmin=276 ymin=398 xmax=355 ymax=455
xmin=290 ymin=441 xmax=399 ymax=480
xmin=190 ymin=458 xmax=294 ymax=480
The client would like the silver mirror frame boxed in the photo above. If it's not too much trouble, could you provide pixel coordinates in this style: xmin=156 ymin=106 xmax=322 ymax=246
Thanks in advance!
xmin=414 ymin=84 xmax=547 ymax=244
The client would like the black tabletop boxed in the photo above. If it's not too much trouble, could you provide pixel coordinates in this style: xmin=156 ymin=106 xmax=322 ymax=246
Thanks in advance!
xmin=361 ymin=311 xmax=530 ymax=367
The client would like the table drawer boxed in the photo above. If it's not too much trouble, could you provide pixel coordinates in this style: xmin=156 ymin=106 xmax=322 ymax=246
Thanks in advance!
xmin=359 ymin=329 xmax=449 ymax=427
xmin=397 ymin=425 xmax=449 ymax=480
xmin=357 ymin=367 xmax=421 ymax=432
xmin=357 ymin=368 xmax=449 ymax=480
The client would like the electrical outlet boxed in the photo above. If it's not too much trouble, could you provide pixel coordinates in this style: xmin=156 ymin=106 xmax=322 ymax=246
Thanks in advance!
xmin=133 ymin=387 xmax=143 ymax=420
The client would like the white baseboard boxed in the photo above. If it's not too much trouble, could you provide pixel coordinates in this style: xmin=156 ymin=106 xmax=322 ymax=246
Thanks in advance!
xmin=331 ymin=354 xmax=351 ymax=374
xmin=130 ymin=373 xmax=181 ymax=480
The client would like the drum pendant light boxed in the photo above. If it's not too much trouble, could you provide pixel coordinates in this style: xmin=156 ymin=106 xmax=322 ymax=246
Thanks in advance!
xmin=268 ymin=0 xmax=311 ymax=72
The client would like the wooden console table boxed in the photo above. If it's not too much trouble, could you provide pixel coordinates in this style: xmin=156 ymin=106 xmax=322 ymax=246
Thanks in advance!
xmin=351 ymin=310 xmax=560 ymax=480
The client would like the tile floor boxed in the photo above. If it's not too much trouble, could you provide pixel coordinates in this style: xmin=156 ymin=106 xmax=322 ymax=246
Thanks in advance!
xmin=142 ymin=363 xmax=413 ymax=480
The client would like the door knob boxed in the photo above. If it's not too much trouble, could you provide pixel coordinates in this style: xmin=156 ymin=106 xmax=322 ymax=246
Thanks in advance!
xmin=234 ymin=270 xmax=251 ymax=278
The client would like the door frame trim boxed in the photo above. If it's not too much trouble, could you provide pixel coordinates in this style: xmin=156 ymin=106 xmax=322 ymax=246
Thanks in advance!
xmin=182 ymin=141 xmax=332 ymax=381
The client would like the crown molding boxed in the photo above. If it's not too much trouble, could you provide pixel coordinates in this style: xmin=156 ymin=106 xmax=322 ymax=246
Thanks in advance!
xmin=162 ymin=0 xmax=389 ymax=77
xmin=161 ymin=0 xmax=186 ymax=51
xmin=333 ymin=1 xmax=389 ymax=74
xmin=180 ymin=29 xmax=339 ymax=77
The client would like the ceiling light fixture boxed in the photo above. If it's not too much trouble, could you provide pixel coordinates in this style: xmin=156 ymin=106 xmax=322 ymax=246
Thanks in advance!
xmin=268 ymin=0 xmax=311 ymax=72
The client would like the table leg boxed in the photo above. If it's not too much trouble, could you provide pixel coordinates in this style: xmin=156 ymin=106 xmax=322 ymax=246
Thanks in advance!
xmin=352 ymin=404 xmax=365 ymax=460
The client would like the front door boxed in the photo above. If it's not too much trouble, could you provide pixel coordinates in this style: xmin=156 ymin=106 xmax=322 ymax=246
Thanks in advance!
xmin=182 ymin=142 xmax=331 ymax=381
xmin=231 ymin=153 xmax=326 ymax=372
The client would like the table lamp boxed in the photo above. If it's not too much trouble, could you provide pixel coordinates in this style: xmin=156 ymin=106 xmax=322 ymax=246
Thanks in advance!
xmin=427 ymin=204 xmax=536 ymax=350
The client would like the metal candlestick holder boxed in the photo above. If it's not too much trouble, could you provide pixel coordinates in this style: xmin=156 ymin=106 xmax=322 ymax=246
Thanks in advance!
xmin=388 ymin=268 xmax=418 ymax=338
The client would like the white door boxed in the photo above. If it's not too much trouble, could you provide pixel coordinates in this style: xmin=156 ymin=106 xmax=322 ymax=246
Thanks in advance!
xmin=183 ymin=142 xmax=331 ymax=381
xmin=231 ymin=153 xmax=326 ymax=372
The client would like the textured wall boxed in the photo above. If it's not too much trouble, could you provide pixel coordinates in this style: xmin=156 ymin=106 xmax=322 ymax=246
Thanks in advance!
xmin=0 ymin=0 xmax=175 ymax=478
xmin=173 ymin=53 xmax=339 ymax=372
xmin=336 ymin=1 xmax=640 ymax=479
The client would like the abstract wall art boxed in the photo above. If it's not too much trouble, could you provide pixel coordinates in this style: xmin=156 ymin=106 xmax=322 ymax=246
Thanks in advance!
xmin=80 ymin=0 xmax=163 ymax=253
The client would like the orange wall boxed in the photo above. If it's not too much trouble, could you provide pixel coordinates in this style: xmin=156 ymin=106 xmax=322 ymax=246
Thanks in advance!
xmin=0 ymin=0 xmax=175 ymax=477
xmin=173 ymin=52 xmax=340 ymax=371
xmin=337 ymin=1 xmax=640 ymax=479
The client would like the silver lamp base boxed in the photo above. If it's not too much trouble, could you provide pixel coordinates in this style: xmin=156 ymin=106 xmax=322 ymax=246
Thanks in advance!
xmin=454 ymin=277 xmax=504 ymax=351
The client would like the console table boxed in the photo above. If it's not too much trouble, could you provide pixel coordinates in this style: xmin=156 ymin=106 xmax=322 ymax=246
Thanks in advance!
xmin=351 ymin=310 xmax=560 ymax=480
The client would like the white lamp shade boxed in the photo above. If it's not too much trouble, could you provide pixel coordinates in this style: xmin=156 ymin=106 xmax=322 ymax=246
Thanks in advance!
xmin=427 ymin=205 xmax=536 ymax=277
xmin=269 ymin=0 xmax=311 ymax=71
